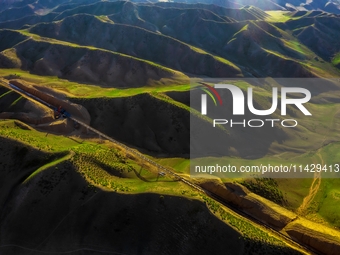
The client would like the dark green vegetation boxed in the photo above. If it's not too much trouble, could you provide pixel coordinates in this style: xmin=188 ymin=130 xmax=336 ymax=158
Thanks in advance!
xmin=72 ymin=94 xmax=190 ymax=155
xmin=241 ymin=178 xmax=286 ymax=205
xmin=1 ymin=1 xmax=340 ymax=86
xmin=0 ymin=120 xmax=305 ymax=254
xmin=2 ymin=0 xmax=340 ymax=254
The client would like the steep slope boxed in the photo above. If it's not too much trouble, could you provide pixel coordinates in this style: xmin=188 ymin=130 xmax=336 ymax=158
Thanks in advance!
xmin=324 ymin=1 xmax=340 ymax=14
xmin=2 ymin=2 xmax=340 ymax=79
xmin=54 ymin=1 xmax=127 ymax=20
xmin=150 ymin=2 xmax=255 ymax=21
xmin=1 ymin=135 xmax=245 ymax=255
xmin=29 ymin=14 xmax=242 ymax=77
xmin=238 ymin=0 xmax=286 ymax=10
xmin=71 ymin=90 xmax=299 ymax=158
xmin=2 ymin=0 xmax=340 ymax=14
xmin=53 ymin=1 xmax=265 ymax=25
xmin=0 ymin=29 xmax=28 ymax=51
xmin=0 ymin=122 xmax=306 ymax=255
xmin=0 ymin=12 xmax=58 ymax=30
xmin=56 ymin=1 xmax=336 ymax=77
xmin=0 ymin=4 xmax=35 ymax=22
xmin=223 ymin=21 xmax=317 ymax=77
xmin=0 ymin=0 xmax=99 ymax=10
xmin=0 ymin=85 xmax=54 ymax=125
xmin=0 ymin=30 xmax=188 ymax=87
xmin=0 ymin=0 xmax=103 ymax=29
xmin=290 ymin=17 xmax=340 ymax=61
xmin=72 ymin=93 xmax=191 ymax=154
xmin=142 ymin=0 xmax=283 ymax=10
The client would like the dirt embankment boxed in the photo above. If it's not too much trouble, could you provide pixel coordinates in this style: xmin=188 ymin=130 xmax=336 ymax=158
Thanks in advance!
xmin=200 ymin=180 xmax=340 ymax=255
xmin=10 ymin=79 xmax=90 ymax=124
xmin=201 ymin=180 xmax=297 ymax=229
xmin=285 ymin=220 xmax=340 ymax=255
xmin=0 ymin=79 xmax=91 ymax=134
xmin=0 ymin=81 xmax=54 ymax=125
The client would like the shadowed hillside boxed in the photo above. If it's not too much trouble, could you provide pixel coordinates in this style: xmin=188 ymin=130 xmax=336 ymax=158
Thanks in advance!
xmin=0 ymin=12 xmax=58 ymax=29
xmin=0 ymin=124 xmax=305 ymax=255
xmin=1 ymin=1 xmax=340 ymax=80
xmin=2 ymin=1 xmax=340 ymax=254
xmin=0 ymin=5 xmax=35 ymax=22
xmin=290 ymin=17 xmax=340 ymax=61
xmin=29 ymin=14 xmax=242 ymax=77
xmin=71 ymin=91 xmax=298 ymax=158
xmin=0 ymin=30 xmax=188 ymax=87
xmin=2 ymin=0 xmax=340 ymax=14
xmin=0 ymin=137 xmax=244 ymax=255
xmin=0 ymin=85 xmax=53 ymax=124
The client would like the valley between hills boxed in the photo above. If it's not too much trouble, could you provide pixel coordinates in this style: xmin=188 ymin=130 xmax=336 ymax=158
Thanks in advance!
xmin=2 ymin=1 xmax=340 ymax=254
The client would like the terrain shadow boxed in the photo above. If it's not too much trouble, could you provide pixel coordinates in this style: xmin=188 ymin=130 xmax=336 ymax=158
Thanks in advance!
xmin=0 ymin=150 xmax=304 ymax=255
xmin=133 ymin=166 xmax=178 ymax=183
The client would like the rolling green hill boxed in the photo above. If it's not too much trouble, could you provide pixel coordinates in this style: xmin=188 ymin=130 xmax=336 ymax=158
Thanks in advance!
xmin=2 ymin=1 xmax=340 ymax=254
xmin=0 ymin=120 xmax=307 ymax=255
xmin=2 ymin=1 xmax=340 ymax=81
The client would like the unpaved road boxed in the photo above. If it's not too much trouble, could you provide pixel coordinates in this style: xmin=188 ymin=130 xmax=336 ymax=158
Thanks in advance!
xmin=297 ymin=152 xmax=323 ymax=215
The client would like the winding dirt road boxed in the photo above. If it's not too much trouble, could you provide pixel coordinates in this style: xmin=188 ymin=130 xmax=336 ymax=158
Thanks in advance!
xmin=297 ymin=152 xmax=323 ymax=215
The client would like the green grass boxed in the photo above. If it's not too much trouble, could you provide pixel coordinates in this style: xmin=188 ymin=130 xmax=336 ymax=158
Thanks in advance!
xmin=154 ymin=158 xmax=190 ymax=174
xmin=0 ymin=120 xmax=79 ymax=152
xmin=1 ymin=9 xmax=340 ymax=251
xmin=150 ymin=88 xmax=340 ymax=228
xmin=0 ymin=48 xmax=22 ymax=65
xmin=95 ymin=15 xmax=114 ymax=24
xmin=0 ymin=119 xmax=311 ymax=252
xmin=203 ymin=195 xmax=288 ymax=247
xmin=22 ymin=25 xmax=241 ymax=78
xmin=231 ymin=24 xmax=249 ymax=38
xmin=0 ymin=119 xmax=199 ymax=195
xmin=240 ymin=178 xmax=285 ymax=205
xmin=0 ymin=68 xmax=191 ymax=98
xmin=332 ymin=53 xmax=340 ymax=66
xmin=17 ymin=30 xmax=186 ymax=78
xmin=2 ymin=62 xmax=340 ymax=234
xmin=265 ymin=11 xmax=292 ymax=22
xmin=276 ymin=178 xmax=313 ymax=210
xmin=23 ymin=152 xmax=74 ymax=183
xmin=187 ymin=141 xmax=340 ymax=227
xmin=9 ymin=95 xmax=22 ymax=108
xmin=309 ymin=143 xmax=340 ymax=227
xmin=283 ymin=40 xmax=311 ymax=57
xmin=228 ymin=17 xmax=340 ymax=77
xmin=0 ymin=90 xmax=13 ymax=99
xmin=213 ymin=56 xmax=241 ymax=72
xmin=0 ymin=119 xmax=189 ymax=194
xmin=317 ymin=179 xmax=340 ymax=227
xmin=154 ymin=143 xmax=339 ymax=218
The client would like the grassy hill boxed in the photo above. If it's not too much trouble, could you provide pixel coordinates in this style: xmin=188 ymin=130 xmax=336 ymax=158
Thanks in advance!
xmin=0 ymin=120 xmax=306 ymax=255
xmin=2 ymin=1 xmax=340 ymax=254
xmin=0 ymin=29 xmax=189 ymax=87
xmin=2 ymin=1 xmax=340 ymax=80
xmin=28 ymin=14 xmax=242 ymax=77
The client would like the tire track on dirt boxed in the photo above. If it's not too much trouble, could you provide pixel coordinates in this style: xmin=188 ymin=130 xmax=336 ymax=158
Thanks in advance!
xmin=297 ymin=152 xmax=323 ymax=215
